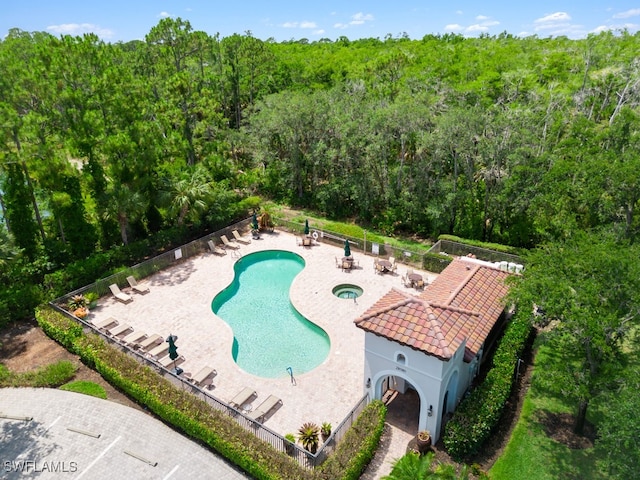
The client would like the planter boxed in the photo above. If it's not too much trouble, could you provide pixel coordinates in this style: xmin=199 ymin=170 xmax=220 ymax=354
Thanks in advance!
xmin=416 ymin=431 xmax=432 ymax=453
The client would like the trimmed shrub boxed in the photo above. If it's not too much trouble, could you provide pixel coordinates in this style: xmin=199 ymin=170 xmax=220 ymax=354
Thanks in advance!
xmin=443 ymin=311 xmax=533 ymax=460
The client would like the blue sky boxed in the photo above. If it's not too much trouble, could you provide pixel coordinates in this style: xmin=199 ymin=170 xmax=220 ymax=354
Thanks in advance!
xmin=2 ymin=1 xmax=640 ymax=42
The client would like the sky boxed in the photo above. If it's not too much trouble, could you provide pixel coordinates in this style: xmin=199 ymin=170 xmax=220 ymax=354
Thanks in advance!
xmin=2 ymin=1 xmax=640 ymax=43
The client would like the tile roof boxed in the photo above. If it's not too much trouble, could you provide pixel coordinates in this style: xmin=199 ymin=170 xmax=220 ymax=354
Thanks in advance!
xmin=354 ymin=257 xmax=511 ymax=362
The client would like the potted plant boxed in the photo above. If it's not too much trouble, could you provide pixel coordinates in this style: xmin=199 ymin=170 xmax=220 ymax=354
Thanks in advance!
xmin=297 ymin=422 xmax=320 ymax=454
xmin=416 ymin=430 xmax=432 ymax=453
xmin=85 ymin=292 xmax=99 ymax=309
xmin=67 ymin=294 xmax=87 ymax=312
xmin=284 ymin=433 xmax=296 ymax=456
xmin=320 ymin=422 xmax=332 ymax=442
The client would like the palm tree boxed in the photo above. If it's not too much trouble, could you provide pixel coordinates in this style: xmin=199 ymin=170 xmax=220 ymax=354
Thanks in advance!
xmin=102 ymin=184 xmax=146 ymax=245
xmin=160 ymin=164 xmax=212 ymax=226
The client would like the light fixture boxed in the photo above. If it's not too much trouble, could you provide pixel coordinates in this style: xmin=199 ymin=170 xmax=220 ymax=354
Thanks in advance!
xmin=366 ymin=378 xmax=371 ymax=388
xmin=428 ymin=405 xmax=433 ymax=417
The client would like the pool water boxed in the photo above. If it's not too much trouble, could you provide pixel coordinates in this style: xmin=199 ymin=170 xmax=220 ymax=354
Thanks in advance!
xmin=211 ymin=250 xmax=330 ymax=378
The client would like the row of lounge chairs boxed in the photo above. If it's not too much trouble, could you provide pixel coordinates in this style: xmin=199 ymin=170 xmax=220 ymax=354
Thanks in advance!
xmin=227 ymin=387 xmax=282 ymax=423
xmin=208 ymin=230 xmax=251 ymax=255
xmin=109 ymin=276 xmax=150 ymax=304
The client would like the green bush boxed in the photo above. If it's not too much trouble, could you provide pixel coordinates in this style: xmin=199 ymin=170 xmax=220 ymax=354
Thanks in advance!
xmin=438 ymin=234 xmax=525 ymax=256
xmin=422 ymin=252 xmax=452 ymax=274
xmin=443 ymin=311 xmax=533 ymax=460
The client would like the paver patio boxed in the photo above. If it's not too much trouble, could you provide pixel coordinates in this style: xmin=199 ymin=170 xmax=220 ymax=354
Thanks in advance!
xmin=89 ymin=229 xmax=437 ymax=476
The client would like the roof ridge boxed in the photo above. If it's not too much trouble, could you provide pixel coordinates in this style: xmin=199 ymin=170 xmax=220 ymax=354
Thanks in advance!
xmin=355 ymin=289 xmax=420 ymax=323
xmin=428 ymin=302 xmax=480 ymax=317
xmin=443 ymin=261 xmax=479 ymax=305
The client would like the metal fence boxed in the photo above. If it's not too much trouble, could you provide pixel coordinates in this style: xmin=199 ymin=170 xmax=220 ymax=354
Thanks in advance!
xmin=50 ymin=218 xmax=373 ymax=470
xmin=429 ymin=239 xmax=523 ymax=265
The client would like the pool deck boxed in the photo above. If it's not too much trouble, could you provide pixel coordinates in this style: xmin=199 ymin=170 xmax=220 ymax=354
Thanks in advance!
xmin=89 ymin=229 xmax=437 ymax=477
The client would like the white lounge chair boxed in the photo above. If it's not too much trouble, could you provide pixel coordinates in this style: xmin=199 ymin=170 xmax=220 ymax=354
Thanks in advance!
xmin=190 ymin=366 xmax=217 ymax=387
xmin=146 ymin=342 xmax=169 ymax=359
xmin=137 ymin=334 xmax=163 ymax=351
xmin=208 ymin=240 xmax=226 ymax=255
xmin=120 ymin=330 xmax=147 ymax=347
xmin=228 ymin=387 xmax=256 ymax=409
xmin=109 ymin=284 xmax=132 ymax=304
xmin=221 ymin=234 xmax=240 ymax=249
xmin=107 ymin=322 xmax=133 ymax=338
xmin=127 ymin=276 xmax=149 ymax=294
xmin=232 ymin=229 xmax=251 ymax=244
xmin=248 ymin=395 xmax=282 ymax=422
xmin=158 ymin=354 xmax=184 ymax=368
xmin=92 ymin=317 xmax=118 ymax=330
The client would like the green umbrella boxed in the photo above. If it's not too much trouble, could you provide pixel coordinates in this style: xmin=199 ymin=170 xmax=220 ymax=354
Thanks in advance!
xmin=167 ymin=334 xmax=179 ymax=372
xmin=304 ymin=219 xmax=310 ymax=235
xmin=344 ymin=239 xmax=351 ymax=258
xmin=252 ymin=213 xmax=259 ymax=231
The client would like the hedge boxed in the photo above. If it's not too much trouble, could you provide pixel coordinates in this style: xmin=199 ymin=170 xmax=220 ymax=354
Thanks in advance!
xmin=36 ymin=306 xmax=386 ymax=479
xmin=443 ymin=310 xmax=533 ymax=460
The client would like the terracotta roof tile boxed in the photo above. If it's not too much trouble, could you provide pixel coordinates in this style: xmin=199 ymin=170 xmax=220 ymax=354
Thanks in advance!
xmin=354 ymin=257 xmax=511 ymax=362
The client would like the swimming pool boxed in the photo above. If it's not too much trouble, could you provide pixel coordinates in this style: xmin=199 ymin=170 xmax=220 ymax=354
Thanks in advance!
xmin=211 ymin=250 xmax=330 ymax=378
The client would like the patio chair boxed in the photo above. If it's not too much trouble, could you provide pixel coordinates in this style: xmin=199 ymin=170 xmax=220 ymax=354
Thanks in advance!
xmin=248 ymin=394 xmax=283 ymax=423
xmin=158 ymin=354 xmax=185 ymax=368
xmin=228 ymin=387 xmax=257 ymax=409
xmin=120 ymin=330 xmax=148 ymax=347
xmin=232 ymin=229 xmax=251 ymax=244
xmin=92 ymin=317 xmax=118 ymax=330
xmin=109 ymin=284 xmax=133 ymax=304
xmin=146 ymin=342 xmax=169 ymax=359
xmin=127 ymin=275 xmax=149 ymax=294
xmin=208 ymin=240 xmax=226 ymax=256
xmin=190 ymin=366 xmax=217 ymax=388
xmin=107 ymin=322 xmax=133 ymax=338
xmin=137 ymin=333 xmax=163 ymax=351
xmin=221 ymin=234 xmax=240 ymax=249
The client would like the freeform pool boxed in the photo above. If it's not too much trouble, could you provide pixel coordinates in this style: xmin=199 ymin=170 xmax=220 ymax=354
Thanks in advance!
xmin=211 ymin=250 xmax=330 ymax=378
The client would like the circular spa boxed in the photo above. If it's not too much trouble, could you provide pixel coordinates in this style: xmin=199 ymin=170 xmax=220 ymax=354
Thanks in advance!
xmin=332 ymin=284 xmax=363 ymax=300
xmin=211 ymin=250 xmax=330 ymax=378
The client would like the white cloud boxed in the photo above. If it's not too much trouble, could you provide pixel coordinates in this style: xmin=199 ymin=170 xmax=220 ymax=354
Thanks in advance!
xmin=158 ymin=11 xmax=172 ymax=18
xmin=613 ymin=9 xmax=640 ymax=19
xmin=46 ymin=23 xmax=114 ymax=39
xmin=476 ymin=15 xmax=489 ymax=21
xmin=334 ymin=22 xmax=348 ymax=29
xmin=282 ymin=21 xmax=317 ymax=29
xmin=313 ymin=29 xmax=325 ymax=35
xmin=456 ymin=10 xmax=463 ymax=15
xmin=350 ymin=12 xmax=374 ymax=25
xmin=444 ymin=23 xmax=464 ymax=31
xmin=535 ymin=12 xmax=571 ymax=25
xmin=467 ymin=24 xmax=489 ymax=32
xmin=300 ymin=21 xmax=317 ymax=29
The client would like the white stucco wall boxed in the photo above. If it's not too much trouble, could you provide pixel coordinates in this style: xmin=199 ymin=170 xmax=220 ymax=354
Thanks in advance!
xmin=362 ymin=332 xmax=471 ymax=443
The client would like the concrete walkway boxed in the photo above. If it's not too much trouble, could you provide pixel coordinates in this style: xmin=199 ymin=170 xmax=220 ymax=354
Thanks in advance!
xmin=0 ymin=388 xmax=250 ymax=480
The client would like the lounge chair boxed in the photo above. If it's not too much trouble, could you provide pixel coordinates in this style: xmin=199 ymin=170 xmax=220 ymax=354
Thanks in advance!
xmin=146 ymin=342 xmax=169 ymax=359
xmin=158 ymin=354 xmax=185 ymax=368
xmin=127 ymin=275 xmax=149 ymax=294
xmin=109 ymin=284 xmax=133 ymax=304
xmin=190 ymin=366 xmax=217 ymax=388
xmin=248 ymin=394 xmax=283 ymax=422
xmin=208 ymin=240 xmax=226 ymax=256
xmin=92 ymin=317 xmax=118 ymax=330
xmin=228 ymin=387 xmax=256 ymax=409
xmin=120 ymin=330 xmax=147 ymax=347
xmin=107 ymin=322 xmax=133 ymax=338
xmin=232 ymin=229 xmax=251 ymax=244
xmin=137 ymin=333 xmax=163 ymax=351
xmin=221 ymin=234 xmax=240 ymax=249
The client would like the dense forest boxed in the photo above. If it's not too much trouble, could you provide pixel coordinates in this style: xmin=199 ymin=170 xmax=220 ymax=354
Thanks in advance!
xmin=1 ymin=18 xmax=640 ymax=477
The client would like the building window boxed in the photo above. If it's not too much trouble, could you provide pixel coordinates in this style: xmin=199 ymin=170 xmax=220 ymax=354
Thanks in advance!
xmin=396 ymin=353 xmax=406 ymax=365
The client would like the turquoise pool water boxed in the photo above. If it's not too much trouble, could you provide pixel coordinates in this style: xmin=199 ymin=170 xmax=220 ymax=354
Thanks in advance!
xmin=211 ymin=250 xmax=330 ymax=378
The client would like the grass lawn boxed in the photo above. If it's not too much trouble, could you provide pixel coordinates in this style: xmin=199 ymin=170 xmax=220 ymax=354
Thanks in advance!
xmin=60 ymin=380 xmax=108 ymax=399
xmin=490 ymin=337 xmax=605 ymax=480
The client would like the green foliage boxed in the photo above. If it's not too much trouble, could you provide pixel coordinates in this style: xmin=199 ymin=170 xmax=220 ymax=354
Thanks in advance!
xmin=298 ymin=422 xmax=320 ymax=453
xmin=443 ymin=311 xmax=532 ymax=460
xmin=318 ymin=400 xmax=386 ymax=480
xmin=0 ymin=360 xmax=77 ymax=388
xmin=60 ymin=380 xmax=108 ymax=399
xmin=437 ymin=235 xmax=524 ymax=256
